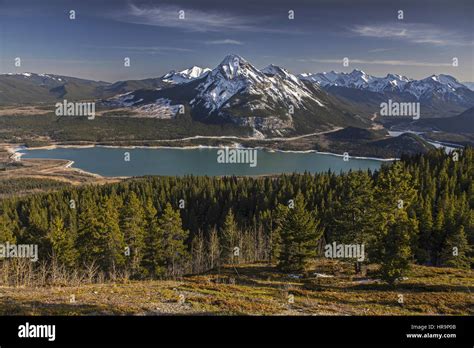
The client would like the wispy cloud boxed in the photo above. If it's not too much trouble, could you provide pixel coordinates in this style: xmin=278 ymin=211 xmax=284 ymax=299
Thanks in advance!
xmin=299 ymin=58 xmax=452 ymax=67
xmin=368 ymin=48 xmax=393 ymax=53
xmin=85 ymin=45 xmax=194 ymax=53
xmin=111 ymin=3 xmax=297 ymax=33
xmin=351 ymin=23 xmax=473 ymax=47
xmin=205 ymin=39 xmax=243 ymax=45
xmin=112 ymin=4 xmax=264 ymax=33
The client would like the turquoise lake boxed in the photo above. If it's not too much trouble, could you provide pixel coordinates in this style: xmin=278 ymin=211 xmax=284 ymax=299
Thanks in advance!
xmin=19 ymin=147 xmax=387 ymax=177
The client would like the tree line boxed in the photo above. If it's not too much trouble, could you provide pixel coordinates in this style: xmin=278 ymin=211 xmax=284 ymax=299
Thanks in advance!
xmin=0 ymin=148 xmax=472 ymax=284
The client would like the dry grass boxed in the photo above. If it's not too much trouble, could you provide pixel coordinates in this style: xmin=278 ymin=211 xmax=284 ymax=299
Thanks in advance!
xmin=0 ymin=260 xmax=472 ymax=316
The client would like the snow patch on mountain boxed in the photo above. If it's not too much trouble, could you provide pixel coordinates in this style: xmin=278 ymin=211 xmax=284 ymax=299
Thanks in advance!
xmin=2 ymin=72 xmax=66 ymax=82
xmin=104 ymin=92 xmax=180 ymax=118
xmin=162 ymin=66 xmax=211 ymax=84
xmin=133 ymin=98 xmax=181 ymax=118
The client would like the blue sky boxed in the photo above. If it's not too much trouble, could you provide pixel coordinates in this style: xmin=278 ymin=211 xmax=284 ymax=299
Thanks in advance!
xmin=1 ymin=0 xmax=473 ymax=82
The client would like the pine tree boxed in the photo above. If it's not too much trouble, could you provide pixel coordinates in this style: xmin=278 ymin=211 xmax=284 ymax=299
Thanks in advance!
xmin=221 ymin=209 xmax=239 ymax=264
xmin=76 ymin=197 xmax=104 ymax=267
xmin=142 ymin=198 xmax=163 ymax=277
xmin=270 ymin=204 xmax=287 ymax=263
xmin=439 ymin=225 xmax=471 ymax=269
xmin=330 ymin=171 xmax=375 ymax=272
xmin=208 ymin=227 xmax=220 ymax=270
xmin=48 ymin=216 xmax=77 ymax=268
xmin=156 ymin=203 xmax=189 ymax=277
xmin=378 ymin=210 xmax=418 ymax=284
xmin=0 ymin=212 xmax=16 ymax=243
xmin=373 ymin=162 xmax=418 ymax=284
xmin=191 ymin=231 xmax=206 ymax=273
xmin=98 ymin=195 xmax=126 ymax=273
xmin=120 ymin=192 xmax=146 ymax=277
xmin=277 ymin=193 xmax=323 ymax=273
xmin=416 ymin=199 xmax=434 ymax=264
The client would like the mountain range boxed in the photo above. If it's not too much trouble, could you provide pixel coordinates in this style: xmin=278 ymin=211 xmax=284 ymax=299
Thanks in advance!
xmin=299 ymin=69 xmax=474 ymax=118
xmin=102 ymin=55 xmax=366 ymax=136
xmin=1 ymin=54 xmax=473 ymax=137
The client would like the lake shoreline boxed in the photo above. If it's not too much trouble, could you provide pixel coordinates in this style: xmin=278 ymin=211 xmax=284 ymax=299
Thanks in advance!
xmin=14 ymin=142 xmax=398 ymax=162
xmin=16 ymin=144 xmax=391 ymax=178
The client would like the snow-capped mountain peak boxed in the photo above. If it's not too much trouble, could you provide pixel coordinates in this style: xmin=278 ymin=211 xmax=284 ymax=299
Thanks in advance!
xmin=162 ymin=66 xmax=211 ymax=84
xmin=425 ymin=74 xmax=465 ymax=89
xmin=262 ymin=64 xmax=301 ymax=84
xmin=214 ymin=54 xmax=263 ymax=82
xmin=299 ymin=70 xmax=471 ymax=100
xmin=191 ymin=54 xmax=324 ymax=113
xmin=183 ymin=66 xmax=211 ymax=79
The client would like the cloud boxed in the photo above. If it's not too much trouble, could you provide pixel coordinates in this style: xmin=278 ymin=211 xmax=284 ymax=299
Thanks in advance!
xmin=299 ymin=58 xmax=452 ymax=67
xmin=205 ymin=39 xmax=243 ymax=45
xmin=368 ymin=48 xmax=393 ymax=53
xmin=86 ymin=45 xmax=194 ymax=53
xmin=351 ymin=23 xmax=473 ymax=46
xmin=112 ymin=3 xmax=276 ymax=33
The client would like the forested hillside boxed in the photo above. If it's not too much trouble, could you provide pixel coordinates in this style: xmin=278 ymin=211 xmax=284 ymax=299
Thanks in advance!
xmin=0 ymin=148 xmax=472 ymax=284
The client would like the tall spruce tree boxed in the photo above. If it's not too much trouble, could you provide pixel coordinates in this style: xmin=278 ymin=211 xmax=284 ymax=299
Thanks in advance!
xmin=277 ymin=193 xmax=323 ymax=273
xmin=48 ymin=216 xmax=77 ymax=268
xmin=0 ymin=212 xmax=16 ymax=243
xmin=98 ymin=195 xmax=126 ymax=273
xmin=373 ymin=162 xmax=418 ymax=284
xmin=331 ymin=171 xmax=375 ymax=273
xmin=142 ymin=198 xmax=165 ymax=277
xmin=221 ymin=209 xmax=239 ymax=264
xmin=76 ymin=197 xmax=104 ymax=267
xmin=440 ymin=225 xmax=471 ymax=269
xmin=156 ymin=203 xmax=189 ymax=277
xmin=120 ymin=192 xmax=146 ymax=277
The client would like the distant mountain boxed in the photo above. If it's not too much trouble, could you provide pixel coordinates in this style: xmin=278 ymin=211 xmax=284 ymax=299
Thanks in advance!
xmin=105 ymin=54 xmax=367 ymax=136
xmin=0 ymin=73 xmax=109 ymax=104
xmin=299 ymin=70 xmax=474 ymax=118
xmin=415 ymin=107 xmax=474 ymax=133
xmin=316 ymin=127 xmax=435 ymax=158
xmin=0 ymin=66 xmax=212 ymax=105
xmin=162 ymin=66 xmax=211 ymax=84
xmin=300 ymin=70 xmax=411 ymax=93
xmin=101 ymin=78 xmax=169 ymax=97
xmin=97 ymin=66 xmax=211 ymax=97
xmin=462 ymin=82 xmax=474 ymax=91
xmin=2 ymin=60 xmax=472 ymax=140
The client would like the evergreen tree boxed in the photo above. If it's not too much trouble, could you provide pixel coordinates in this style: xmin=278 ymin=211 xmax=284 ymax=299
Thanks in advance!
xmin=48 ymin=216 xmax=77 ymax=268
xmin=120 ymin=192 xmax=146 ymax=277
xmin=440 ymin=225 xmax=471 ymax=269
xmin=277 ymin=193 xmax=323 ymax=273
xmin=208 ymin=227 xmax=220 ymax=269
xmin=415 ymin=199 xmax=434 ymax=264
xmin=270 ymin=204 xmax=287 ymax=263
xmin=142 ymin=198 xmax=165 ymax=277
xmin=330 ymin=171 xmax=375 ymax=272
xmin=0 ymin=212 xmax=16 ymax=243
xmin=378 ymin=210 xmax=418 ymax=284
xmin=98 ymin=195 xmax=126 ymax=273
xmin=76 ymin=197 xmax=104 ymax=267
xmin=373 ymin=162 xmax=418 ymax=284
xmin=221 ymin=209 xmax=239 ymax=264
xmin=156 ymin=203 xmax=189 ymax=277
